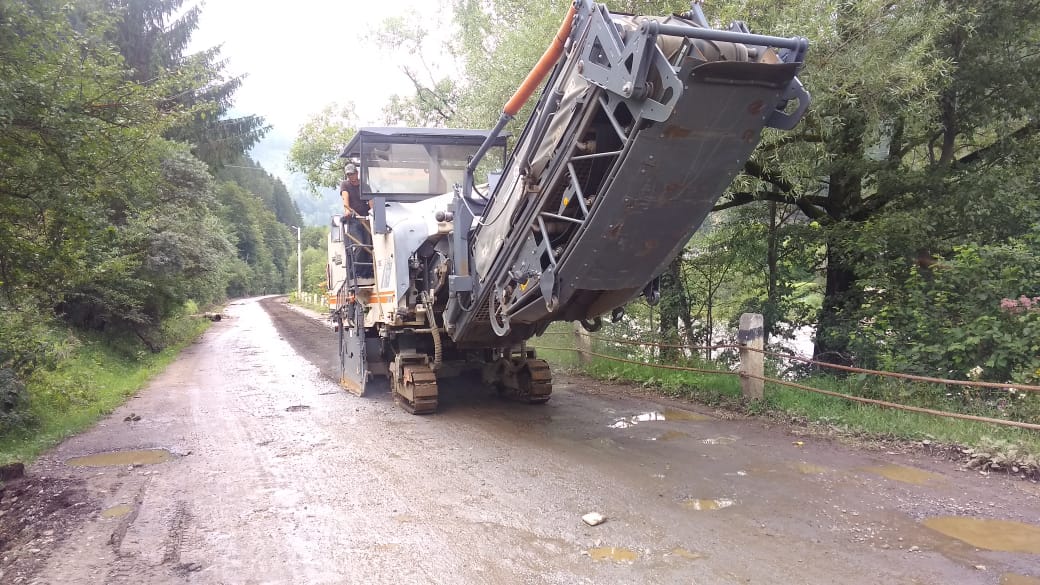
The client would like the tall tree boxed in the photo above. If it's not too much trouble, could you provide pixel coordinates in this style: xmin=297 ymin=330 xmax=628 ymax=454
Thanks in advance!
xmin=287 ymin=103 xmax=358 ymax=194
xmin=1 ymin=0 xmax=178 ymax=309
xmin=711 ymin=0 xmax=1040 ymax=363
xmin=216 ymin=157 xmax=303 ymax=227
xmin=107 ymin=0 xmax=269 ymax=168
xmin=371 ymin=16 xmax=461 ymax=127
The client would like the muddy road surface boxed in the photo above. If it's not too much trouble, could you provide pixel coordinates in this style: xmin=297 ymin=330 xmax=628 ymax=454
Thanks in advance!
xmin=4 ymin=296 xmax=1039 ymax=584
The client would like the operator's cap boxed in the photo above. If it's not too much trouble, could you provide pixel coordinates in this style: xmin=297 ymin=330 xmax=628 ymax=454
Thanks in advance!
xmin=344 ymin=163 xmax=358 ymax=175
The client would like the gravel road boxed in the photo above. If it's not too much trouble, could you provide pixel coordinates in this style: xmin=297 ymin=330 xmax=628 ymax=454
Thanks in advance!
xmin=3 ymin=296 xmax=1039 ymax=584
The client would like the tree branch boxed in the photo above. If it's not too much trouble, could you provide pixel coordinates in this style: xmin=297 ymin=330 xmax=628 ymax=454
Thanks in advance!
xmin=711 ymin=190 xmax=830 ymax=221
xmin=743 ymin=159 xmax=794 ymax=193
xmin=955 ymin=119 xmax=1039 ymax=167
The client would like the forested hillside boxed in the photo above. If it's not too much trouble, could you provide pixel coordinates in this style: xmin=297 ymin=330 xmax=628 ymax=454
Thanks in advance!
xmin=0 ymin=0 xmax=299 ymax=434
xmin=290 ymin=0 xmax=1040 ymax=389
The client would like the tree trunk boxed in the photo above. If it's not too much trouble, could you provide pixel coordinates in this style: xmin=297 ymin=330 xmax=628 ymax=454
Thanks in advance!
xmin=658 ymin=256 xmax=685 ymax=361
xmin=705 ymin=300 xmax=713 ymax=361
xmin=764 ymin=200 xmax=779 ymax=346
xmin=813 ymin=100 xmax=865 ymax=366
xmin=813 ymin=242 xmax=857 ymax=365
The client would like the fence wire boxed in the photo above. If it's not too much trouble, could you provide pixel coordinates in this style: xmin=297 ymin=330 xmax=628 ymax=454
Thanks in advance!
xmin=532 ymin=333 xmax=1040 ymax=432
xmin=538 ymin=330 xmax=1040 ymax=394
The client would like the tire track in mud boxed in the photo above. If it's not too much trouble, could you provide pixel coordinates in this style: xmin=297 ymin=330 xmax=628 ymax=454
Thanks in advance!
xmin=107 ymin=479 xmax=149 ymax=552
xmin=160 ymin=501 xmax=191 ymax=566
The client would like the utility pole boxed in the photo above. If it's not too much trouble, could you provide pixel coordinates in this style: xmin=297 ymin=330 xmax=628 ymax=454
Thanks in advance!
xmin=290 ymin=225 xmax=301 ymax=297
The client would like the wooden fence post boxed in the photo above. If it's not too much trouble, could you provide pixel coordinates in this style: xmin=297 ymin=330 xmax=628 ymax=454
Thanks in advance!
xmin=574 ymin=322 xmax=591 ymax=368
xmin=738 ymin=313 xmax=764 ymax=401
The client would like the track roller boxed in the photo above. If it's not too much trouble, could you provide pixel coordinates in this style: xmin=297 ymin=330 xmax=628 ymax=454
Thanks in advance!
xmin=483 ymin=357 xmax=553 ymax=404
xmin=524 ymin=359 xmax=553 ymax=404
xmin=393 ymin=364 xmax=439 ymax=415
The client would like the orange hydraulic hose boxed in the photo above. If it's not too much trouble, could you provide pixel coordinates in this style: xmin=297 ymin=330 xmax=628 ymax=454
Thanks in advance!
xmin=503 ymin=4 xmax=578 ymax=116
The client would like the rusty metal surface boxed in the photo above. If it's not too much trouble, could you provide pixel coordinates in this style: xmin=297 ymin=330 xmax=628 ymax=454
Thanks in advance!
xmin=555 ymin=60 xmax=798 ymax=296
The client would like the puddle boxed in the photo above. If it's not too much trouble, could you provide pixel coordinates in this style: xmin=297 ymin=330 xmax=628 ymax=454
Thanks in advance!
xmin=662 ymin=408 xmax=711 ymax=421
xmin=587 ymin=547 xmax=638 ymax=563
xmin=1003 ymin=575 xmax=1040 ymax=585
xmin=862 ymin=464 xmax=943 ymax=485
xmin=67 ymin=449 xmax=173 ymax=467
xmin=652 ymin=430 xmax=689 ymax=442
xmin=792 ymin=462 xmax=829 ymax=475
xmin=681 ymin=498 xmax=735 ymax=511
xmin=701 ymin=436 xmax=738 ymax=445
xmin=670 ymin=547 xmax=705 ymax=560
xmin=610 ymin=409 xmax=710 ymax=429
xmin=285 ymin=405 xmax=310 ymax=412
xmin=101 ymin=504 xmax=133 ymax=518
xmin=922 ymin=517 xmax=1040 ymax=554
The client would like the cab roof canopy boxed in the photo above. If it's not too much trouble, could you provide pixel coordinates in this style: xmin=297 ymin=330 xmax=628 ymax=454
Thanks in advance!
xmin=338 ymin=127 xmax=508 ymax=159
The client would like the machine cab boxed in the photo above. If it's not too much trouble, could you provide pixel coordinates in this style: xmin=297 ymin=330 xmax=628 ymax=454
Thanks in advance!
xmin=338 ymin=127 xmax=508 ymax=234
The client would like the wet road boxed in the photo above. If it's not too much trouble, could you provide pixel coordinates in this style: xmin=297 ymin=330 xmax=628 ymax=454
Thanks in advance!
xmin=18 ymin=296 xmax=1040 ymax=584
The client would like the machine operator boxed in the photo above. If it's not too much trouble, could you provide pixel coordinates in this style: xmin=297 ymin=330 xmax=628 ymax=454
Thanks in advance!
xmin=340 ymin=163 xmax=373 ymax=278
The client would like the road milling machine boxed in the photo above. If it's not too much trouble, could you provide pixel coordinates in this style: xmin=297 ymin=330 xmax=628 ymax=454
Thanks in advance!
xmin=327 ymin=0 xmax=810 ymax=413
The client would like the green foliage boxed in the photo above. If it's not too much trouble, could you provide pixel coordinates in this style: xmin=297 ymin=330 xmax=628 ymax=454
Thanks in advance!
xmin=287 ymin=103 xmax=358 ymax=193
xmin=216 ymin=182 xmax=294 ymax=297
xmin=106 ymin=0 xmax=269 ymax=167
xmin=711 ymin=0 xmax=1040 ymax=361
xmin=0 ymin=308 xmax=77 ymax=379
xmin=56 ymin=144 xmax=235 ymax=347
xmin=301 ymin=247 xmax=329 ymax=293
xmin=215 ymin=157 xmax=303 ymax=227
xmin=0 ymin=308 xmax=78 ymax=431
xmin=857 ymin=234 xmax=1040 ymax=384
xmin=0 ymin=303 xmax=210 ymax=463
xmin=2 ymin=0 xmax=178 ymax=304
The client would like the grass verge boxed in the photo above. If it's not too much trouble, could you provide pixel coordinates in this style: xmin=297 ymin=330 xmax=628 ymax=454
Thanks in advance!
xmin=288 ymin=292 xmax=328 ymax=314
xmin=531 ymin=337 xmax=1040 ymax=475
xmin=0 ymin=315 xmax=210 ymax=466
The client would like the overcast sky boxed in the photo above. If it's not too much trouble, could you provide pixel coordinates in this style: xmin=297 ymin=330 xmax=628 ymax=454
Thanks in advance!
xmin=189 ymin=0 xmax=451 ymax=185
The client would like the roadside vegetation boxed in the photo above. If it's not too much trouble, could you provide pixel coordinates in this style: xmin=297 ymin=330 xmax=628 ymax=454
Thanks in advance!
xmin=0 ymin=304 xmax=210 ymax=465
xmin=289 ymin=291 xmax=331 ymax=314
xmin=0 ymin=1 xmax=301 ymax=456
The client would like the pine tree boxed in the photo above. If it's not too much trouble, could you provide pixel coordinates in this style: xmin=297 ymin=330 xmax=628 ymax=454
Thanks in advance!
xmin=107 ymin=0 xmax=269 ymax=168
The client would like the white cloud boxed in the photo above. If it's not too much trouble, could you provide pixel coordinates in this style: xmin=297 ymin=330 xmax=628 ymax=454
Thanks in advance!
xmin=188 ymin=0 xmax=452 ymax=182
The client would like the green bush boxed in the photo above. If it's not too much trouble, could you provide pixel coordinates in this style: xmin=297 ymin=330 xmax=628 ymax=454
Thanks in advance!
xmin=0 ymin=300 xmax=208 ymax=441
xmin=854 ymin=234 xmax=1040 ymax=385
